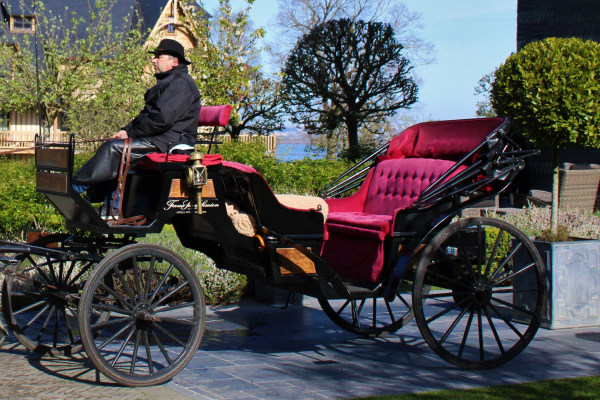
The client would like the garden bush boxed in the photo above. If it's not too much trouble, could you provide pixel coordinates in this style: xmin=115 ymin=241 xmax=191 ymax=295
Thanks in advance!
xmin=0 ymin=157 xmax=64 ymax=240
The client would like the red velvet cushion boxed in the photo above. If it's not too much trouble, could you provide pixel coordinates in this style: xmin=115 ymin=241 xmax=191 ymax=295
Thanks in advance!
xmin=363 ymin=158 xmax=458 ymax=215
xmin=326 ymin=212 xmax=392 ymax=237
xmin=380 ymin=125 xmax=419 ymax=160
xmin=411 ymin=118 xmax=504 ymax=161
xmin=199 ymin=105 xmax=232 ymax=127
xmin=380 ymin=117 xmax=504 ymax=161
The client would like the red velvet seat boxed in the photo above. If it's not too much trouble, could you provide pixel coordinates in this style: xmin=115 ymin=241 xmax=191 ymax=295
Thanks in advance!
xmin=321 ymin=117 xmax=505 ymax=284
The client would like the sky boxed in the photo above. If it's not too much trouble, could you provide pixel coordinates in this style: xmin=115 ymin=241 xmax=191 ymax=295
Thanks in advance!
xmin=201 ymin=0 xmax=518 ymax=122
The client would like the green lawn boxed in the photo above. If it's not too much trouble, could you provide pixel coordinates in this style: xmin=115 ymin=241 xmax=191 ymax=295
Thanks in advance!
xmin=353 ymin=375 xmax=600 ymax=399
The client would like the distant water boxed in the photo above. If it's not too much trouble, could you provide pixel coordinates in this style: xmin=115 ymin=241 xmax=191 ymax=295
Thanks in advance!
xmin=275 ymin=142 xmax=324 ymax=161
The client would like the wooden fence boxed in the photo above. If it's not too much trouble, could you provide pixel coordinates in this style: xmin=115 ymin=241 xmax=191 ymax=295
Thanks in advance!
xmin=0 ymin=130 xmax=276 ymax=155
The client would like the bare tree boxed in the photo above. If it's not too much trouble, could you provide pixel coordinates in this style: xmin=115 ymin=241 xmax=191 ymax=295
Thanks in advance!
xmin=270 ymin=0 xmax=434 ymax=66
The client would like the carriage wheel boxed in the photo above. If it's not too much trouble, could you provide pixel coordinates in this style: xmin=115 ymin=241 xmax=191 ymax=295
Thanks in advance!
xmin=1 ymin=233 xmax=101 ymax=355
xmin=78 ymin=244 xmax=205 ymax=387
xmin=413 ymin=217 xmax=546 ymax=369
xmin=318 ymin=280 xmax=422 ymax=337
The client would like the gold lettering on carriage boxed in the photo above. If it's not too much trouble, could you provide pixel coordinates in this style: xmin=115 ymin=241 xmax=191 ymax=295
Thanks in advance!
xmin=164 ymin=199 xmax=220 ymax=213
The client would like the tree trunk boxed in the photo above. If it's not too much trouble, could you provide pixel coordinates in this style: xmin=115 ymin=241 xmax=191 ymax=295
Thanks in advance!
xmin=551 ymin=149 xmax=559 ymax=234
xmin=346 ymin=116 xmax=359 ymax=160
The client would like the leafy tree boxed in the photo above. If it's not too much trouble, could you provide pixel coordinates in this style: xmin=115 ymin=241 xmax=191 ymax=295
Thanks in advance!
xmin=0 ymin=0 xmax=149 ymax=141
xmin=283 ymin=18 xmax=418 ymax=160
xmin=185 ymin=0 xmax=283 ymax=139
xmin=491 ymin=37 xmax=600 ymax=233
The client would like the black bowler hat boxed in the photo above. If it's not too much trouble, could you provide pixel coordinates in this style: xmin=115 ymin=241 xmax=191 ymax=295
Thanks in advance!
xmin=148 ymin=39 xmax=191 ymax=65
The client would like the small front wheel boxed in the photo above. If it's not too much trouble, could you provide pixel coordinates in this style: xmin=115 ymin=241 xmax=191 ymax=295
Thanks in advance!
xmin=78 ymin=244 xmax=205 ymax=386
xmin=413 ymin=217 xmax=546 ymax=369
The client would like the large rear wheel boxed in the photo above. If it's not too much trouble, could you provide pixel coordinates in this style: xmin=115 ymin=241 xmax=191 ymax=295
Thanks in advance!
xmin=413 ymin=217 xmax=546 ymax=369
xmin=78 ymin=244 xmax=205 ymax=386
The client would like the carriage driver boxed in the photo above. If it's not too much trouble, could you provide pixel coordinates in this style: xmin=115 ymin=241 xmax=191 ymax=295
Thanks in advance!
xmin=72 ymin=39 xmax=201 ymax=207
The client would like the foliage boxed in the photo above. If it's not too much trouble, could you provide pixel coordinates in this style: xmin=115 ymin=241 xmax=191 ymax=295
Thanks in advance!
xmin=185 ymin=0 xmax=283 ymax=138
xmin=485 ymin=205 xmax=600 ymax=241
xmin=491 ymin=37 xmax=600 ymax=151
xmin=0 ymin=0 xmax=149 ymax=140
xmin=491 ymin=37 xmax=600 ymax=233
xmin=283 ymin=18 xmax=418 ymax=160
xmin=219 ymin=140 xmax=351 ymax=194
xmin=0 ymin=157 xmax=64 ymax=240
xmin=139 ymin=227 xmax=247 ymax=305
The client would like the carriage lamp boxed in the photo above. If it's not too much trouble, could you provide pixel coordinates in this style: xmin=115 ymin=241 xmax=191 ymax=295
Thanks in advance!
xmin=187 ymin=150 xmax=207 ymax=214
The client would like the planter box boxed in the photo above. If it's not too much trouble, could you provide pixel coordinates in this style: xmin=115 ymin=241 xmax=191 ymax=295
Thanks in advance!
xmin=515 ymin=240 xmax=600 ymax=329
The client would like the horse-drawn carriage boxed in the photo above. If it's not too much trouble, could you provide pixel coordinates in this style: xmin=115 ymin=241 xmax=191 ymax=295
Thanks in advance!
xmin=0 ymin=109 xmax=546 ymax=386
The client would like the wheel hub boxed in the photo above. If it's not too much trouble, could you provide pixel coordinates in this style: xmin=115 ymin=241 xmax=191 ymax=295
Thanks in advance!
xmin=471 ymin=281 xmax=492 ymax=306
xmin=133 ymin=303 xmax=156 ymax=326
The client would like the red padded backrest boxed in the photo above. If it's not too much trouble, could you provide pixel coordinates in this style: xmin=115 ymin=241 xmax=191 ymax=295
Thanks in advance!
xmin=382 ymin=118 xmax=505 ymax=161
xmin=198 ymin=105 xmax=232 ymax=127
xmin=363 ymin=158 xmax=461 ymax=215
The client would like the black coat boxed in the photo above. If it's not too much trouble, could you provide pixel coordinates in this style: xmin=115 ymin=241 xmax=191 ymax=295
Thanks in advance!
xmin=123 ymin=65 xmax=201 ymax=152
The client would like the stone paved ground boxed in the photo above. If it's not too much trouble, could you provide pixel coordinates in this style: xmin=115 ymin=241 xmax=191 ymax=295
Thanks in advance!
xmin=1 ymin=297 xmax=600 ymax=400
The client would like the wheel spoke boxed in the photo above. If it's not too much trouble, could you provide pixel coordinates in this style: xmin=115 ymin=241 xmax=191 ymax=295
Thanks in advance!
xmin=98 ymin=321 xmax=135 ymax=351
xmin=35 ymin=304 xmax=56 ymax=343
xmin=490 ymin=242 xmax=523 ymax=281
xmin=112 ymin=265 xmax=137 ymax=303
xmin=14 ymin=299 xmax=48 ymax=316
xmin=154 ymin=302 xmax=195 ymax=314
xmin=144 ymin=331 xmax=154 ymax=374
xmin=488 ymin=302 xmax=524 ymax=339
xmin=484 ymin=306 xmax=505 ymax=354
xmin=484 ymin=229 xmax=505 ymax=277
xmin=111 ymin=326 xmax=136 ymax=367
xmin=457 ymin=309 xmax=475 ymax=358
xmin=425 ymin=295 xmax=471 ymax=324
xmin=144 ymin=256 xmax=156 ymax=299
xmin=66 ymin=261 xmax=95 ymax=287
xmin=22 ymin=303 xmax=51 ymax=332
xmin=99 ymin=281 xmax=134 ymax=310
xmin=154 ymin=321 xmax=186 ymax=347
xmin=129 ymin=330 xmax=142 ymax=374
xmin=477 ymin=308 xmax=484 ymax=361
xmin=153 ymin=280 xmax=189 ymax=308
xmin=149 ymin=263 xmax=175 ymax=304
xmin=493 ymin=262 xmax=537 ymax=286
xmin=92 ymin=317 xmax=130 ymax=330
xmin=491 ymin=295 xmax=536 ymax=317
xmin=151 ymin=331 xmax=173 ymax=366
xmin=439 ymin=302 xmax=471 ymax=345
xmin=90 ymin=302 xmax=133 ymax=316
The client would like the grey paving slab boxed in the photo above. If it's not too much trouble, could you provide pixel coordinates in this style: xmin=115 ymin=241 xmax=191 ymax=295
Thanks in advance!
xmin=1 ymin=296 xmax=599 ymax=400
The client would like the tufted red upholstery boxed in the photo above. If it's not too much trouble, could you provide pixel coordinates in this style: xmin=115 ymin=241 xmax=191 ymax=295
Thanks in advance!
xmin=363 ymin=158 xmax=458 ymax=215
xmin=320 ymin=118 xmax=507 ymax=285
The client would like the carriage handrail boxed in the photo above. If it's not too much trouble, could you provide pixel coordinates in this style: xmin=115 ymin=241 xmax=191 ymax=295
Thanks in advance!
xmin=319 ymin=142 xmax=389 ymax=198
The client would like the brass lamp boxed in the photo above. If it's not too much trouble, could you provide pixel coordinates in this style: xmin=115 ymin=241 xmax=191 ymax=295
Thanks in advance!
xmin=187 ymin=150 xmax=207 ymax=214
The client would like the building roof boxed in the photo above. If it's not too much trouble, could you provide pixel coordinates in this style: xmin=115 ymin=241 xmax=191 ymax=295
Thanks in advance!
xmin=0 ymin=0 xmax=170 ymax=50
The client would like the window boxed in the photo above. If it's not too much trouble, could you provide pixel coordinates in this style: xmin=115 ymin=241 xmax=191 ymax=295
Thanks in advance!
xmin=0 ymin=112 xmax=9 ymax=131
xmin=167 ymin=23 xmax=175 ymax=34
xmin=11 ymin=15 xmax=35 ymax=32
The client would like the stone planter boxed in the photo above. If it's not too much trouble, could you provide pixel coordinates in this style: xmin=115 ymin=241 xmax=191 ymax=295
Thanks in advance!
xmin=515 ymin=239 xmax=600 ymax=329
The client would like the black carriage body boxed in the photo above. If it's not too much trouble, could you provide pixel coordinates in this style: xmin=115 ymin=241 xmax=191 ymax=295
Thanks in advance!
xmin=0 ymin=116 xmax=547 ymax=382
